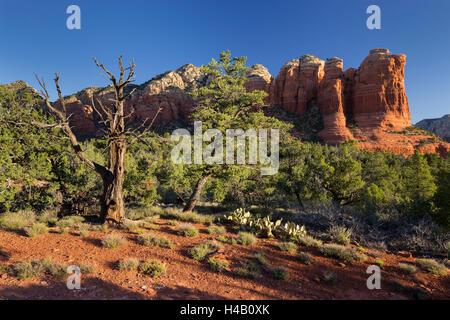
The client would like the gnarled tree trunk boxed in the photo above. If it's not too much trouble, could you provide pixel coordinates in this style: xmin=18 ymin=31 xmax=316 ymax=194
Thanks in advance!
xmin=100 ymin=140 xmax=127 ymax=224
xmin=183 ymin=172 xmax=211 ymax=212
xmin=35 ymin=57 xmax=161 ymax=226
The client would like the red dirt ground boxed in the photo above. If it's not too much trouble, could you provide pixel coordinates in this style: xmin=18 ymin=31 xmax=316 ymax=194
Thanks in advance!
xmin=0 ymin=219 xmax=448 ymax=300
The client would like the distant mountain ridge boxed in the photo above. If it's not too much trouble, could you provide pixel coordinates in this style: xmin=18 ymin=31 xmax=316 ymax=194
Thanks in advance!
xmin=416 ymin=114 xmax=450 ymax=142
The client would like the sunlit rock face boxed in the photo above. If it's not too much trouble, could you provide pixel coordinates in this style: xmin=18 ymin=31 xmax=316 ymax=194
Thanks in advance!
xmin=48 ymin=49 xmax=449 ymax=155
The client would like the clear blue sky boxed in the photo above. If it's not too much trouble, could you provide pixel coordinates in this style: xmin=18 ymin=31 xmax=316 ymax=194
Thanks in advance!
xmin=1 ymin=0 xmax=449 ymax=123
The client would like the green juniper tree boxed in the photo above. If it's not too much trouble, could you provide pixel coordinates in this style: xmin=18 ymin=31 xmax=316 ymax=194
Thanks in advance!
xmin=174 ymin=50 xmax=290 ymax=212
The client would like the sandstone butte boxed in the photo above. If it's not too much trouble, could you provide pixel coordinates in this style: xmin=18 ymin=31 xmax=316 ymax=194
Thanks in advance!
xmin=53 ymin=48 xmax=449 ymax=156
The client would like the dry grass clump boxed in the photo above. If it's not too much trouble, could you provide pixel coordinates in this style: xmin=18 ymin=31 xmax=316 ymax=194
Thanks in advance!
xmin=297 ymin=235 xmax=322 ymax=248
xmin=24 ymin=222 xmax=47 ymax=237
xmin=122 ymin=220 xmax=140 ymax=231
xmin=78 ymin=224 xmax=90 ymax=236
xmin=102 ymin=234 xmax=126 ymax=249
xmin=416 ymin=259 xmax=447 ymax=276
xmin=328 ymin=226 xmax=352 ymax=246
xmin=138 ymin=259 xmax=166 ymax=278
xmin=208 ymin=225 xmax=226 ymax=235
xmin=270 ymin=267 xmax=289 ymax=281
xmin=207 ymin=257 xmax=229 ymax=272
xmin=161 ymin=207 xmax=214 ymax=225
xmin=398 ymin=263 xmax=417 ymax=274
xmin=253 ymin=251 xmax=267 ymax=266
xmin=297 ymin=252 xmax=314 ymax=265
xmin=190 ymin=241 xmax=223 ymax=261
xmin=276 ymin=241 xmax=297 ymax=252
xmin=118 ymin=258 xmax=140 ymax=271
xmin=234 ymin=260 xmax=260 ymax=279
xmin=237 ymin=232 xmax=257 ymax=246
xmin=11 ymin=258 xmax=67 ymax=280
xmin=138 ymin=233 xmax=174 ymax=248
xmin=0 ymin=210 xmax=35 ymax=231
xmin=80 ymin=263 xmax=95 ymax=274
xmin=177 ymin=224 xmax=198 ymax=237
xmin=126 ymin=206 xmax=163 ymax=221
xmin=319 ymin=243 xmax=367 ymax=262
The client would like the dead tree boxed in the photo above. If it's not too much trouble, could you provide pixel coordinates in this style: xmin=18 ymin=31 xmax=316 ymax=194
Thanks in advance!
xmin=33 ymin=56 xmax=161 ymax=225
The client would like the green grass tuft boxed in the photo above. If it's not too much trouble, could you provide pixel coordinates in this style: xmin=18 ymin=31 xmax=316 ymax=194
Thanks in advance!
xmin=139 ymin=259 xmax=166 ymax=278
xmin=102 ymin=234 xmax=126 ymax=249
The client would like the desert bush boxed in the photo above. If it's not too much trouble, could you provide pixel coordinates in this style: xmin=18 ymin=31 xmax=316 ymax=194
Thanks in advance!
xmin=0 ymin=211 xmax=35 ymax=231
xmin=166 ymin=220 xmax=178 ymax=226
xmin=270 ymin=267 xmax=289 ymax=281
xmin=58 ymin=227 xmax=69 ymax=234
xmin=138 ymin=233 xmax=174 ymax=248
xmin=80 ymin=263 xmax=94 ymax=274
xmin=253 ymin=251 xmax=267 ymax=266
xmin=102 ymin=234 xmax=126 ymax=249
xmin=162 ymin=207 xmax=213 ymax=224
xmin=276 ymin=241 xmax=297 ymax=252
xmin=398 ymin=263 xmax=417 ymax=274
xmin=122 ymin=220 xmax=140 ymax=231
xmin=78 ymin=224 xmax=90 ymax=236
xmin=144 ymin=215 xmax=160 ymax=224
xmin=147 ymin=224 xmax=160 ymax=230
xmin=329 ymin=226 xmax=352 ymax=246
xmin=139 ymin=259 xmax=166 ymax=278
xmin=416 ymin=259 xmax=447 ymax=276
xmin=126 ymin=206 xmax=161 ymax=221
xmin=190 ymin=241 xmax=223 ymax=261
xmin=177 ymin=224 xmax=198 ymax=237
xmin=234 ymin=260 xmax=260 ymax=279
xmin=319 ymin=243 xmax=367 ymax=262
xmin=24 ymin=222 xmax=47 ymax=237
xmin=237 ymin=232 xmax=257 ymax=246
xmin=207 ymin=257 xmax=229 ymax=272
xmin=12 ymin=260 xmax=41 ymax=279
xmin=11 ymin=258 xmax=67 ymax=279
xmin=37 ymin=208 xmax=58 ymax=221
xmin=297 ymin=252 xmax=314 ymax=265
xmin=91 ymin=224 xmax=108 ymax=232
xmin=48 ymin=263 xmax=68 ymax=278
xmin=297 ymin=235 xmax=322 ymax=248
xmin=119 ymin=258 xmax=139 ymax=271
xmin=55 ymin=218 xmax=75 ymax=229
xmin=68 ymin=216 xmax=85 ymax=224
xmin=208 ymin=225 xmax=226 ymax=235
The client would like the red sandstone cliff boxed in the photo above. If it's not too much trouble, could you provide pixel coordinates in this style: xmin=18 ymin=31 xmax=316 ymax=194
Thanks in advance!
xmin=56 ymin=49 xmax=449 ymax=155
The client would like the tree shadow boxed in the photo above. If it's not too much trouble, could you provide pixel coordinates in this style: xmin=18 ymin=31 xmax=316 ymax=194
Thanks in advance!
xmin=153 ymin=284 xmax=227 ymax=300
xmin=83 ymin=237 xmax=103 ymax=248
xmin=0 ymin=277 xmax=148 ymax=300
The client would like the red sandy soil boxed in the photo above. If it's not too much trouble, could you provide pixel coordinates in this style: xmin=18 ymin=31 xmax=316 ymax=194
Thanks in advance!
xmin=0 ymin=219 xmax=448 ymax=300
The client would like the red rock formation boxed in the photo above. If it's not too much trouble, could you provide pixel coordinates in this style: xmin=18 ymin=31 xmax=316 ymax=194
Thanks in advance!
xmin=57 ymin=64 xmax=205 ymax=137
xmin=270 ymin=55 xmax=324 ymax=115
xmin=55 ymin=49 xmax=449 ymax=156
xmin=351 ymin=48 xmax=411 ymax=130
xmin=317 ymin=58 xmax=354 ymax=144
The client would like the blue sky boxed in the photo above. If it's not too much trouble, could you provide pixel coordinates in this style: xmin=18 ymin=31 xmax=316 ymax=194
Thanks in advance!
xmin=0 ymin=0 xmax=449 ymax=123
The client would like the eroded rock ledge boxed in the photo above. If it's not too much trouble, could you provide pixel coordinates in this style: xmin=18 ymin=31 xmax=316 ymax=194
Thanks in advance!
xmin=52 ymin=49 xmax=450 ymax=155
